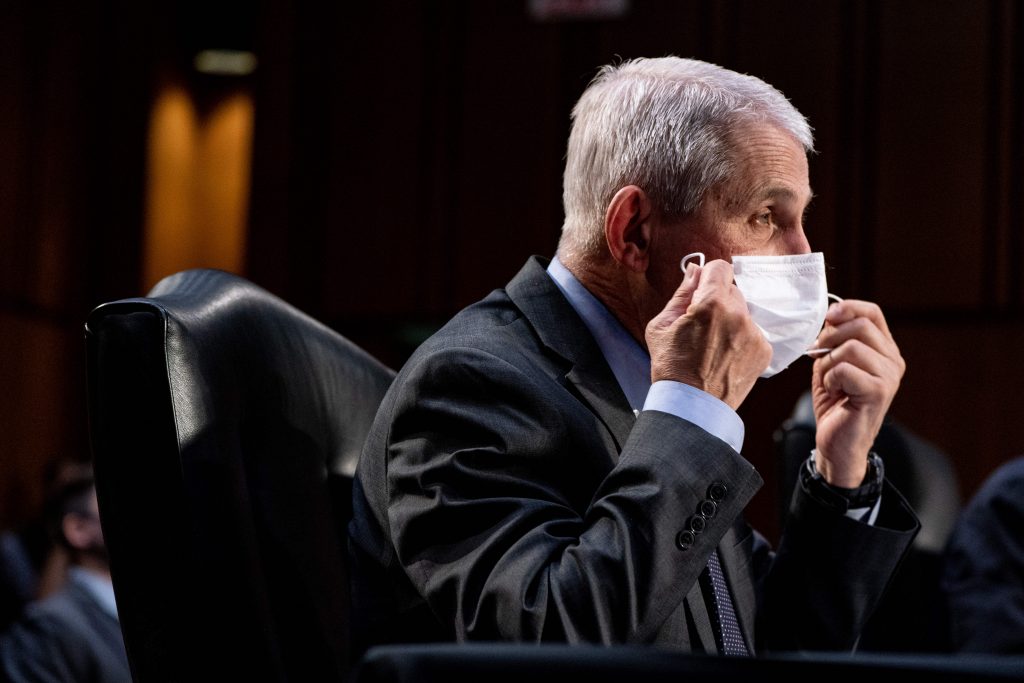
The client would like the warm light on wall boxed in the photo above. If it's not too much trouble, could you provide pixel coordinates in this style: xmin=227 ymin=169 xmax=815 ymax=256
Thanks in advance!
xmin=142 ymin=80 xmax=254 ymax=292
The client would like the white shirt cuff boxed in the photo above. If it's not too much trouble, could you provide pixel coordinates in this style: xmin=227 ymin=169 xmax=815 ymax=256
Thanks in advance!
xmin=644 ymin=380 xmax=745 ymax=453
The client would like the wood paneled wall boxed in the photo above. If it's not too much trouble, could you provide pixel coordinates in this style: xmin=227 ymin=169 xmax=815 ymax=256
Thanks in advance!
xmin=0 ymin=2 xmax=156 ymax=525
xmin=2 ymin=1 xmax=1022 ymax=548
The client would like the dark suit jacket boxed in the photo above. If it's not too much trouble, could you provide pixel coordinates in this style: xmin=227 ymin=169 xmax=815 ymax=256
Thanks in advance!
xmin=349 ymin=256 xmax=919 ymax=657
xmin=0 ymin=571 xmax=130 ymax=683
xmin=942 ymin=456 xmax=1024 ymax=653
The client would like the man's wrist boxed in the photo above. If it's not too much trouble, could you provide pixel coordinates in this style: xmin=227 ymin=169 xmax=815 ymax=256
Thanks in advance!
xmin=801 ymin=451 xmax=884 ymax=512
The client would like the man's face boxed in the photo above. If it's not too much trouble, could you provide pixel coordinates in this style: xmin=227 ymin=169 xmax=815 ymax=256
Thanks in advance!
xmin=645 ymin=122 xmax=814 ymax=306
xmin=64 ymin=487 xmax=109 ymax=564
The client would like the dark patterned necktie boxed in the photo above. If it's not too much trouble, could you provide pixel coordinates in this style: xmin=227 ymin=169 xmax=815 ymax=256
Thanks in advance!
xmin=703 ymin=550 xmax=749 ymax=656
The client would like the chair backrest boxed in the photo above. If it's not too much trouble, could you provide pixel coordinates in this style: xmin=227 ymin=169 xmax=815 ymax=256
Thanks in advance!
xmin=85 ymin=269 xmax=395 ymax=682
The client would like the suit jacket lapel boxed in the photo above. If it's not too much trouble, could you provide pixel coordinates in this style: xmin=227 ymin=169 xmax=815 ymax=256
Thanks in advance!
xmin=505 ymin=256 xmax=635 ymax=452
xmin=684 ymin=580 xmax=718 ymax=653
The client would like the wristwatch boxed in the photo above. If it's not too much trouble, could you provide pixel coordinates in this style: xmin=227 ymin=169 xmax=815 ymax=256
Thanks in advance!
xmin=800 ymin=451 xmax=884 ymax=512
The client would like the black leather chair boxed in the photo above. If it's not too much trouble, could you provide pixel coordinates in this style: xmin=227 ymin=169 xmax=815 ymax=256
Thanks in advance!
xmin=85 ymin=268 xmax=395 ymax=682
xmin=774 ymin=391 xmax=961 ymax=653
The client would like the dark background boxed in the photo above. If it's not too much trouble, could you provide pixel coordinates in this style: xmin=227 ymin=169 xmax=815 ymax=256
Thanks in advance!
xmin=1 ymin=0 xmax=1022 ymax=548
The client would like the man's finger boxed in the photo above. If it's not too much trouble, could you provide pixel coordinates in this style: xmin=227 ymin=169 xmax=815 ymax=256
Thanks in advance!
xmin=825 ymin=299 xmax=893 ymax=339
xmin=662 ymin=261 xmax=703 ymax=317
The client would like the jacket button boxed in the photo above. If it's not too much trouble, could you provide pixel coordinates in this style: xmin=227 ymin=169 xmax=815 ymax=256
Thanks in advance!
xmin=707 ymin=482 xmax=728 ymax=502
xmin=676 ymin=530 xmax=695 ymax=550
xmin=699 ymin=500 xmax=718 ymax=519
xmin=688 ymin=516 xmax=706 ymax=534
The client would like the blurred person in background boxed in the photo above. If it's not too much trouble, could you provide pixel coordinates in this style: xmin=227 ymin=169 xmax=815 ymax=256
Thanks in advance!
xmin=942 ymin=456 xmax=1024 ymax=654
xmin=0 ymin=457 xmax=96 ymax=632
xmin=1 ymin=466 xmax=129 ymax=682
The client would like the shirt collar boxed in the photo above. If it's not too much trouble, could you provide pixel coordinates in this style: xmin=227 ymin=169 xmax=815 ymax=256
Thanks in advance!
xmin=68 ymin=566 xmax=119 ymax=620
xmin=546 ymin=256 xmax=651 ymax=413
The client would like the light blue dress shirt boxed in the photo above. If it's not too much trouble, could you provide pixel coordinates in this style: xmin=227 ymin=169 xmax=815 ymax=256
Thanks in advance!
xmin=69 ymin=566 xmax=119 ymax=619
xmin=546 ymin=256 xmax=744 ymax=453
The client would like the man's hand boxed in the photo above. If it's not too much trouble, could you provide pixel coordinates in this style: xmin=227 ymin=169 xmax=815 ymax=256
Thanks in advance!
xmin=810 ymin=300 xmax=905 ymax=487
xmin=645 ymin=260 xmax=771 ymax=410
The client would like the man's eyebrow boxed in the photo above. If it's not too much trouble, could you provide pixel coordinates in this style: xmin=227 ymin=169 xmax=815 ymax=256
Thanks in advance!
xmin=752 ymin=185 xmax=815 ymax=205
xmin=724 ymin=184 xmax=814 ymax=213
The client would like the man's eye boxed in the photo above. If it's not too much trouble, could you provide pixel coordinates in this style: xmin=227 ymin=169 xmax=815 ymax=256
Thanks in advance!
xmin=756 ymin=211 xmax=772 ymax=225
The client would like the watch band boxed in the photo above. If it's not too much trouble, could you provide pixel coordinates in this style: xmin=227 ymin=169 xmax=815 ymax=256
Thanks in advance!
xmin=800 ymin=451 xmax=884 ymax=512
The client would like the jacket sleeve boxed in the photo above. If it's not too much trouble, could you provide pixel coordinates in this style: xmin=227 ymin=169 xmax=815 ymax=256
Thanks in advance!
xmin=381 ymin=345 xmax=762 ymax=644
xmin=756 ymin=475 xmax=920 ymax=651
xmin=1 ymin=614 xmax=78 ymax=683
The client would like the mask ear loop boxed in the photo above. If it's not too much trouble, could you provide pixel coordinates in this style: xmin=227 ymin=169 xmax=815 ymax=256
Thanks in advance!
xmin=680 ymin=252 xmax=705 ymax=272
xmin=805 ymin=293 xmax=845 ymax=358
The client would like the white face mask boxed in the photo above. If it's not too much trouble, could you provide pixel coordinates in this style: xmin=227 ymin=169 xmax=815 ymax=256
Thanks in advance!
xmin=680 ymin=252 xmax=832 ymax=378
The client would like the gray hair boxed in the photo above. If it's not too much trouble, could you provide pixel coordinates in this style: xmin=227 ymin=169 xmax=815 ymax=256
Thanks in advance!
xmin=558 ymin=56 xmax=815 ymax=260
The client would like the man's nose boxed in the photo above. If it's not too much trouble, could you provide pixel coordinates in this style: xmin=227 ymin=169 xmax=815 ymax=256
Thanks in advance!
xmin=785 ymin=229 xmax=812 ymax=255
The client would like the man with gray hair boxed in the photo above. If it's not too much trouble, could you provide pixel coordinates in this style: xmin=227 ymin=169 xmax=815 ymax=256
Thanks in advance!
xmin=350 ymin=56 xmax=919 ymax=656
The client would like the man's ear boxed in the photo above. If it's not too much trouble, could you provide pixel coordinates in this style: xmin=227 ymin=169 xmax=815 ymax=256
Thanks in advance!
xmin=62 ymin=511 xmax=101 ymax=552
xmin=604 ymin=185 xmax=653 ymax=273
xmin=62 ymin=514 xmax=91 ymax=551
